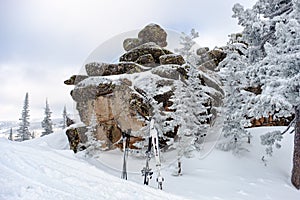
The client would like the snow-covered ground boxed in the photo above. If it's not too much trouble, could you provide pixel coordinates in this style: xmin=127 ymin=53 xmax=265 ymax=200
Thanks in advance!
xmin=0 ymin=126 xmax=299 ymax=200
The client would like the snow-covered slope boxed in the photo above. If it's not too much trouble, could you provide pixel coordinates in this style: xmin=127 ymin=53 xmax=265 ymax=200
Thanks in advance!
xmin=0 ymin=127 xmax=299 ymax=200
xmin=0 ymin=131 xmax=185 ymax=200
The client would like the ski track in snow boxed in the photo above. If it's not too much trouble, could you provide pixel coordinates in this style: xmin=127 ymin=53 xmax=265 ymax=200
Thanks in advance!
xmin=1 ymin=127 xmax=300 ymax=200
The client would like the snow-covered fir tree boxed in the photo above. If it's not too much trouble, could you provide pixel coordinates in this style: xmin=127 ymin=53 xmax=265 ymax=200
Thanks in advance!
xmin=220 ymin=0 xmax=300 ymax=154
xmin=16 ymin=92 xmax=31 ymax=141
xmin=61 ymin=105 xmax=68 ymax=129
xmin=223 ymin=0 xmax=300 ymax=189
xmin=218 ymin=34 xmax=253 ymax=154
xmin=175 ymin=29 xmax=200 ymax=66
xmin=85 ymin=110 xmax=104 ymax=156
xmin=174 ymin=29 xmax=211 ymax=151
xmin=41 ymin=99 xmax=53 ymax=137
xmin=186 ymin=65 xmax=211 ymax=151
xmin=157 ymin=30 xmax=211 ymax=174
xmin=232 ymin=0 xmax=299 ymax=119
xmin=150 ymin=99 xmax=166 ymax=141
xmin=165 ymin=66 xmax=211 ymax=174
xmin=167 ymin=81 xmax=196 ymax=175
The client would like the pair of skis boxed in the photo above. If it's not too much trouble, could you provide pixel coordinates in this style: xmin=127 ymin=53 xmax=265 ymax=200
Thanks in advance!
xmin=142 ymin=119 xmax=164 ymax=190
xmin=121 ymin=120 xmax=164 ymax=190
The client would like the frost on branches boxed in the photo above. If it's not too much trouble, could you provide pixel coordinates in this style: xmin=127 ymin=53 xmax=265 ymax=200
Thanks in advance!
xmin=221 ymin=0 xmax=300 ymax=189
xmin=233 ymin=0 xmax=300 ymax=119
xmin=242 ymin=0 xmax=300 ymax=151
xmin=218 ymin=34 xmax=252 ymax=154
xmin=260 ymin=130 xmax=283 ymax=156
xmin=219 ymin=0 xmax=300 ymax=154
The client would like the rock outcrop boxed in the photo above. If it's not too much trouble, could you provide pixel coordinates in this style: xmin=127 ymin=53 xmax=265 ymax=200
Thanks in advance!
xmin=64 ymin=23 xmax=224 ymax=153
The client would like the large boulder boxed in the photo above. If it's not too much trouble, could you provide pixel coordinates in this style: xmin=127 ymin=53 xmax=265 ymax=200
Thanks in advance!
xmin=196 ymin=47 xmax=226 ymax=71
xmin=135 ymin=54 xmax=155 ymax=66
xmin=207 ymin=49 xmax=226 ymax=66
xmin=138 ymin=23 xmax=167 ymax=47
xmin=151 ymin=65 xmax=183 ymax=80
xmin=85 ymin=62 xmax=143 ymax=76
xmin=123 ymin=38 xmax=142 ymax=52
xmin=159 ymin=54 xmax=185 ymax=65
xmin=64 ymin=75 xmax=88 ymax=85
xmin=71 ymin=78 xmax=115 ymax=102
xmin=123 ymin=23 xmax=168 ymax=51
xmin=119 ymin=42 xmax=172 ymax=64
xmin=66 ymin=126 xmax=88 ymax=153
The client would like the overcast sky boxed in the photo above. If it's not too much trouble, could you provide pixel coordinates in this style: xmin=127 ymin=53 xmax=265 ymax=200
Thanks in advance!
xmin=0 ymin=0 xmax=256 ymax=121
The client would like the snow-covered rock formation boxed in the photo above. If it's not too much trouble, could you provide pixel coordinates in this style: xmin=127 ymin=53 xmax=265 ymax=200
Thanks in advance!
xmin=64 ymin=24 xmax=224 ymax=153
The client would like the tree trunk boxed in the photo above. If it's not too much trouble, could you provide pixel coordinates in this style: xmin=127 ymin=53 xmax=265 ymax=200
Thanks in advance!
xmin=177 ymin=157 xmax=182 ymax=176
xmin=292 ymin=104 xmax=300 ymax=189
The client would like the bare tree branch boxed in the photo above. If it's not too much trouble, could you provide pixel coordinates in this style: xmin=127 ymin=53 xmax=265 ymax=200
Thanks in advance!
xmin=281 ymin=118 xmax=296 ymax=135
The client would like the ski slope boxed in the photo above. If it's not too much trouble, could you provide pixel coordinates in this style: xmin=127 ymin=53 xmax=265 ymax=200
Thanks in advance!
xmin=0 ymin=127 xmax=299 ymax=200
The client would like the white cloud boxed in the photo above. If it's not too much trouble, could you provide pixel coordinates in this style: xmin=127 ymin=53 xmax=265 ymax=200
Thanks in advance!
xmin=0 ymin=62 xmax=75 ymax=121
xmin=0 ymin=0 xmax=257 ymax=121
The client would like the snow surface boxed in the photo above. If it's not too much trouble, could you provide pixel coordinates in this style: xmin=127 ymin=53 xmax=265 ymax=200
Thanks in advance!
xmin=1 ymin=127 xmax=299 ymax=200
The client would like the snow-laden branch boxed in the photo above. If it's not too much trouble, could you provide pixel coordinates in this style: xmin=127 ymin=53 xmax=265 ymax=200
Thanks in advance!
xmin=265 ymin=2 xmax=293 ymax=19
xmin=260 ymin=117 xmax=295 ymax=156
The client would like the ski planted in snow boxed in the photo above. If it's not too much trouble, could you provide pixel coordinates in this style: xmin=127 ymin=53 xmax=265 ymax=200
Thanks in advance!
xmin=150 ymin=119 xmax=164 ymax=190
xmin=121 ymin=130 xmax=131 ymax=180
xmin=141 ymin=136 xmax=153 ymax=185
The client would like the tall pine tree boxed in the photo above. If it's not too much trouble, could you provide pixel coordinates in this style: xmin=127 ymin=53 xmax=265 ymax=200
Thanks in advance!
xmin=41 ymin=99 xmax=53 ymax=137
xmin=17 ymin=92 xmax=31 ymax=141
